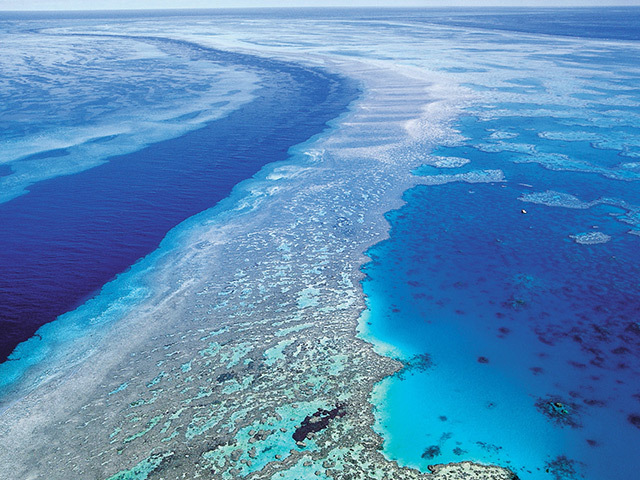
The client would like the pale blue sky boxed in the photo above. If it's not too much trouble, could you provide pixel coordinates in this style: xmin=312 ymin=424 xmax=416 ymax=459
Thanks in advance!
xmin=2 ymin=0 xmax=640 ymax=11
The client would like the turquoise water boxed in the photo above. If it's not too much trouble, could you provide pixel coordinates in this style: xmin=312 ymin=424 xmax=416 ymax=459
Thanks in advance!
xmin=361 ymin=10 xmax=640 ymax=480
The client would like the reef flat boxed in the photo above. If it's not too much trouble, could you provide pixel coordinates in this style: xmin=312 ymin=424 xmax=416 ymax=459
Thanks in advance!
xmin=0 ymin=20 xmax=513 ymax=479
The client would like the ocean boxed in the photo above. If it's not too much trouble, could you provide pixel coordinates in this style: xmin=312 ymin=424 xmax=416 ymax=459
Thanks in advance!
xmin=0 ymin=7 xmax=639 ymax=480
xmin=358 ymin=8 xmax=640 ymax=480
xmin=0 ymin=20 xmax=357 ymax=363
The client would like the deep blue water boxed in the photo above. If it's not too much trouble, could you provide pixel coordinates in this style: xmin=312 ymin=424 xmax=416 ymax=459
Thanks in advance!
xmin=0 ymin=33 xmax=357 ymax=362
xmin=361 ymin=9 xmax=640 ymax=480
xmin=5 ymin=8 xmax=640 ymax=41
xmin=364 ymin=154 xmax=640 ymax=478
xmin=411 ymin=8 xmax=640 ymax=41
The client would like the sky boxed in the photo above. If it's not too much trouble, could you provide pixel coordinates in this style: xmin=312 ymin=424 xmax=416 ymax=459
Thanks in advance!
xmin=1 ymin=0 xmax=640 ymax=11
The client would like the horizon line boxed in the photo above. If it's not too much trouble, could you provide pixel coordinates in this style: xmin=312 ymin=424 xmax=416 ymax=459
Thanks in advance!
xmin=3 ymin=5 xmax=640 ymax=13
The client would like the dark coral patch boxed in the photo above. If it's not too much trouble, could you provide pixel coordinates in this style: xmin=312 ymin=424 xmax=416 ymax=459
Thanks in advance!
xmin=216 ymin=372 xmax=236 ymax=383
xmin=421 ymin=445 xmax=441 ymax=459
xmin=535 ymin=397 xmax=581 ymax=428
xmin=503 ymin=296 xmax=528 ymax=310
xmin=628 ymin=413 xmax=640 ymax=429
xmin=612 ymin=346 xmax=630 ymax=355
xmin=292 ymin=403 xmax=346 ymax=443
xmin=476 ymin=441 xmax=502 ymax=454
xmin=544 ymin=455 xmax=580 ymax=480
xmin=498 ymin=326 xmax=511 ymax=336
xmin=624 ymin=322 xmax=640 ymax=336
xmin=396 ymin=353 xmax=434 ymax=379
xmin=537 ymin=334 xmax=555 ymax=346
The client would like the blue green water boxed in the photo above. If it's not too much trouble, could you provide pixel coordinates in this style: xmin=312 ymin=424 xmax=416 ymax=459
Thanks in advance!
xmin=361 ymin=10 xmax=640 ymax=480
